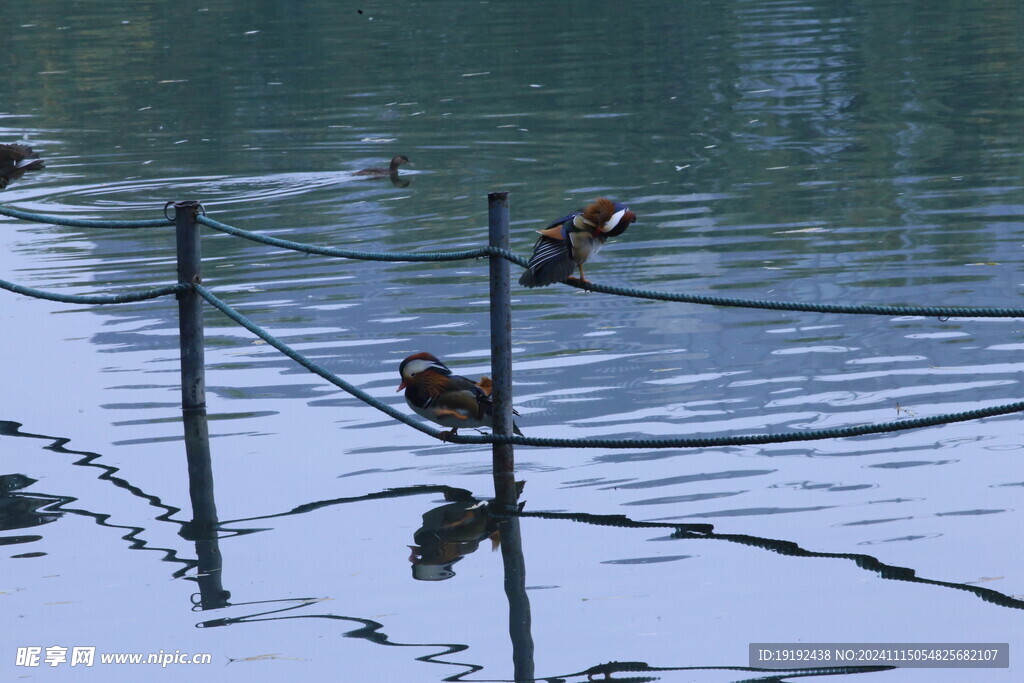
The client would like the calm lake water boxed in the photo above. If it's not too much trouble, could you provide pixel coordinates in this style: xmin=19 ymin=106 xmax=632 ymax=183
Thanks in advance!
xmin=2 ymin=1 xmax=1023 ymax=681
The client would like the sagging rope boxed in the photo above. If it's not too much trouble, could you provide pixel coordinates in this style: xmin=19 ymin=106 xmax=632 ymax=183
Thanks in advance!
xmin=194 ymin=283 xmax=441 ymax=439
xmin=198 ymin=214 xmax=531 ymax=267
xmin=561 ymin=277 xmax=1024 ymax=317
xmin=1 ymin=270 xmax=1021 ymax=448
xmin=2 ymin=274 xmax=1019 ymax=448
xmin=4 ymin=203 xmax=1022 ymax=317
xmin=4 ymin=203 xmax=1024 ymax=448
xmin=0 ymin=204 xmax=172 ymax=229
xmin=197 ymin=214 xmax=1024 ymax=318
xmin=0 ymin=278 xmax=187 ymax=305
xmin=194 ymin=283 xmax=1024 ymax=449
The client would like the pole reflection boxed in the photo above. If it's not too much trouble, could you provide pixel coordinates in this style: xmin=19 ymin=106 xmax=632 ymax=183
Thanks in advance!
xmin=179 ymin=408 xmax=230 ymax=610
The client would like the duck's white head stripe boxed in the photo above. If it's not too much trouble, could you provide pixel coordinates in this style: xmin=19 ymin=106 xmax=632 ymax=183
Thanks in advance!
xmin=402 ymin=358 xmax=448 ymax=378
xmin=600 ymin=208 xmax=628 ymax=233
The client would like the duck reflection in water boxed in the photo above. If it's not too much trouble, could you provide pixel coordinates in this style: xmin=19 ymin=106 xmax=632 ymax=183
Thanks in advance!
xmin=0 ymin=144 xmax=45 ymax=190
xmin=353 ymin=154 xmax=412 ymax=187
xmin=409 ymin=493 xmax=500 ymax=581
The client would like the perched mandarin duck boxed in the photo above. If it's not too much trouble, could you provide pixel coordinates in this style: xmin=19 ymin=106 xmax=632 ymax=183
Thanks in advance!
xmin=354 ymin=154 xmax=411 ymax=177
xmin=0 ymin=144 xmax=45 ymax=190
xmin=398 ymin=352 xmax=522 ymax=440
xmin=518 ymin=197 xmax=637 ymax=287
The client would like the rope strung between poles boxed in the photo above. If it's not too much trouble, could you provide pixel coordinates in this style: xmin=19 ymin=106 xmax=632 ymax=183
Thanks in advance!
xmin=193 ymin=282 xmax=1024 ymax=449
xmin=446 ymin=400 xmax=1024 ymax=448
xmin=198 ymin=214 xmax=530 ymax=267
xmin=557 ymin=278 xmax=1024 ymax=318
xmin=0 ymin=277 xmax=188 ymax=305
xmin=3 ymin=202 xmax=1022 ymax=448
xmin=0 ymin=204 xmax=172 ymax=229
xmin=5 ymin=204 xmax=1021 ymax=318
xmin=2 ymin=204 xmax=1023 ymax=447
xmin=194 ymin=283 xmax=442 ymax=438
xmin=196 ymin=214 xmax=1024 ymax=318
xmin=3 ymin=272 xmax=1017 ymax=449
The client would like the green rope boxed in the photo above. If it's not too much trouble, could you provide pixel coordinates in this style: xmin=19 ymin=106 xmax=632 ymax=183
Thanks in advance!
xmin=196 ymin=214 xmax=1024 ymax=318
xmin=0 ymin=204 xmax=172 ymax=229
xmin=0 ymin=278 xmax=187 ymax=305
xmin=1 ymin=270 xmax=1020 ymax=449
xmin=192 ymin=283 xmax=1024 ymax=448
xmin=6 ymin=202 xmax=1017 ymax=318
xmin=3 ymin=203 xmax=1020 ymax=448
xmin=449 ymin=400 xmax=1024 ymax=448
xmin=198 ymin=214 xmax=530 ymax=266
xmin=194 ymin=283 xmax=442 ymax=438
xmin=560 ymin=277 xmax=1024 ymax=318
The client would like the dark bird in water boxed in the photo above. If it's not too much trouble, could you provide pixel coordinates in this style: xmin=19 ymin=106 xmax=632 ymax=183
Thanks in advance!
xmin=354 ymin=154 xmax=411 ymax=178
xmin=519 ymin=198 xmax=637 ymax=287
xmin=398 ymin=352 xmax=522 ymax=441
xmin=0 ymin=144 xmax=45 ymax=190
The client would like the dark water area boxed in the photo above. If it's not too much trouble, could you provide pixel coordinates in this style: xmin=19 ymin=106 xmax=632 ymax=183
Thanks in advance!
xmin=1 ymin=1 xmax=1023 ymax=681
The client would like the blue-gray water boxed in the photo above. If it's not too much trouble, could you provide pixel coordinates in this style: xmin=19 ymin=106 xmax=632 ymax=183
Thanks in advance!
xmin=1 ymin=1 xmax=1022 ymax=681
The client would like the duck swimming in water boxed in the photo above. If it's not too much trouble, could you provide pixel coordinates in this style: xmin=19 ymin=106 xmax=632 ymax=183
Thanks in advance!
xmin=354 ymin=154 xmax=411 ymax=178
xmin=0 ymin=144 xmax=45 ymax=190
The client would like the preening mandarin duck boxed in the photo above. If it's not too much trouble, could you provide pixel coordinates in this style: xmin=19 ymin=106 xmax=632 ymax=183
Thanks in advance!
xmin=518 ymin=197 xmax=637 ymax=288
xmin=0 ymin=144 xmax=45 ymax=190
xmin=354 ymin=154 xmax=411 ymax=177
xmin=398 ymin=352 xmax=522 ymax=440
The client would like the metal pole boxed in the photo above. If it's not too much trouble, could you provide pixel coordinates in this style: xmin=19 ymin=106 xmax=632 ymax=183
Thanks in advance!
xmin=487 ymin=191 xmax=517 ymax=510
xmin=172 ymin=201 xmax=223 ymax=589
xmin=174 ymin=201 xmax=206 ymax=412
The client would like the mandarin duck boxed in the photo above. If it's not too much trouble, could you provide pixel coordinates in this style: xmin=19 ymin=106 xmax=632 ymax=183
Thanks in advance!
xmin=354 ymin=154 xmax=411 ymax=177
xmin=398 ymin=352 xmax=522 ymax=440
xmin=0 ymin=144 xmax=45 ymax=190
xmin=518 ymin=197 xmax=636 ymax=287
